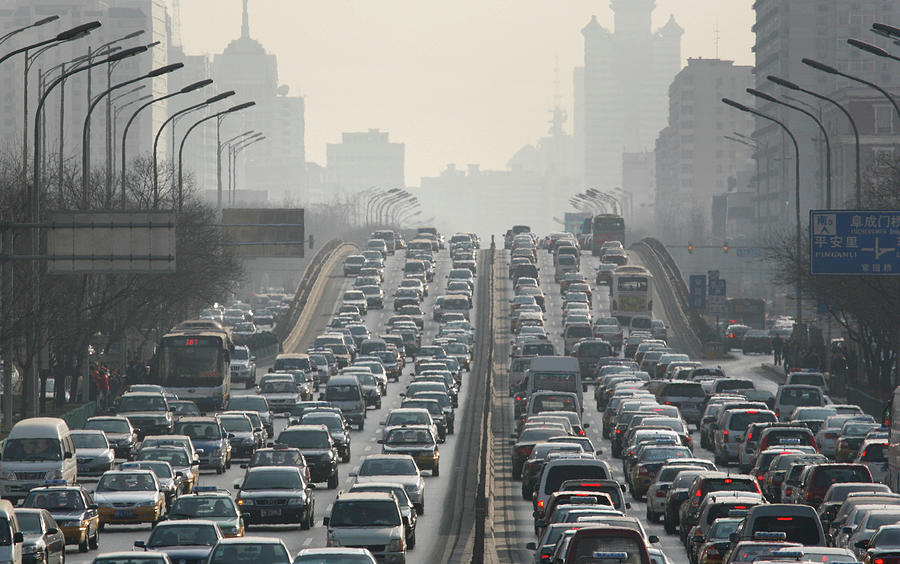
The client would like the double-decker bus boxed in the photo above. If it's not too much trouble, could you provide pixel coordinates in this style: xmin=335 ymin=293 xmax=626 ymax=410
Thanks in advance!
xmin=610 ymin=265 xmax=652 ymax=324
xmin=591 ymin=214 xmax=625 ymax=256
xmin=726 ymin=298 xmax=766 ymax=329
xmin=152 ymin=322 xmax=233 ymax=411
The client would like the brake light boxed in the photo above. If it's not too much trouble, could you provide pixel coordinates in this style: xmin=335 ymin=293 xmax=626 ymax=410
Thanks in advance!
xmin=656 ymin=490 xmax=667 ymax=497
xmin=785 ymin=487 xmax=793 ymax=496
xmin=516 ymin=396 xmax=522 ymax=402
xmin=517 ymin=446 xmax=533 ymax=456
xmin=875 ymin=559 xmax=884 ymax=564
xmin=777 ymin=517 xmax=792 ymax=521
xmin=616 ymin=429 xmax=621 ymax=434
xmin=723 ymin=430 xmax=729 ymax=443
xmin=579 ymin=429 xmax=586 ymax=436
xmin=665 ymin=401 xmax=672 ymax=405
xmin=748 ymin=432 xmax=754 ymax=440
xmin=747 ymin=410 xmax=758 ymax=414
xmin=541 ymin=556 xmax=551 ymax=560
xmin=724 ymin=478 xmax=732 ymax=484
xmin=696 ymin=489 xmax=703 ymax=496
xmin=734 ymin=505 xmax=747 ymax=509
xmin=537 ymin=500 xmax=545 ymax=508
xmin=758 ymin=475 xmax=765 ymax=481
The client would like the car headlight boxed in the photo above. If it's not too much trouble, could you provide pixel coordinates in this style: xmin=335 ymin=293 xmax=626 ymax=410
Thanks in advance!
xmin=103 ymin=451 xmax=115 ymax=461
xmin=0 ymin=471 xmax=15 ymax=481
xmin=287 ymin=497 xmax=306 ymax=506
xmin=22 ymin=543 xmax=39 ymax=554
xmin=138 ymin=499 xmax=158 ymax=507
xmin=326 ymin=535 xmax=341 ymax=547
xmin=388 ymin=537 xmax=404 ymax=552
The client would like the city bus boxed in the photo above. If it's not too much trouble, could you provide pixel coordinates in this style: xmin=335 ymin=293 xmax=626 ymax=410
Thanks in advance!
xmin=610 ymin=265 xmax=652 ymax=325
xmin=591 ymin=214 xmax=626 ymax=256
xmin=152 ymin=324 xmax=233 ymax=412
xmin=726 ymin=298 xmax=766 ymax=329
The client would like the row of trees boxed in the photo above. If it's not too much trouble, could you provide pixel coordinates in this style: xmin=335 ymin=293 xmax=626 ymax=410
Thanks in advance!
xmin=766 ymin=157 xmax=900 ymax=391
xmin=0 ymin=145 xmax=244 ymax=411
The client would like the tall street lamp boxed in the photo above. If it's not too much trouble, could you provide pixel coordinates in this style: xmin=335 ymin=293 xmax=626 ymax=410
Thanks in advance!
xmin=747 ymin=88 xmax=833 ymax=210
xmin=722 ymin=97 xmax=803 ymax=327
xmin=28 ymin=44 xmax=145 ymax=418
xmin=849 ymin=37 xmax=900 ymax=63
xmin=230 ymin=135 xmax=266 ymax=205
xmin=215 ymin=102 xmax=256 ymax=209
xmin=224 ymin=131 xmax=262 ymax=204
xmin=724 ymin=134 xmax=764 ymax=241
xmin=121 ymin=78 xmax=213 ymax=206
xmin=767 ymin=75 xmax=862 ymax=209
xmin=0 ymin=15 xmax=59 ymax=48
xmin=152 ymin=91 xmax=235 ymax=208
xmin=803 ymin=57 xmax=900 ymax=120
xmin=0 ymin=20 xmax=93 ymax=67
xmin=83 ymin=63 xmax=183 ymax=206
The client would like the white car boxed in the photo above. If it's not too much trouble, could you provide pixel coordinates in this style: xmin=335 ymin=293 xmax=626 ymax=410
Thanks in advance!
xmin=351 ymin=454 xmax=425 ymax=515
xmin=854 ymin=439 xmax=888 ymax=483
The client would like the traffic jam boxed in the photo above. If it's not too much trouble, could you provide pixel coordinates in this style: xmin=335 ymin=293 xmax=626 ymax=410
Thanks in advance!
xmin=503 ymin=225 xmax=892 ymax=564
xmin=0 ymin=228 xmax=479 ymax=564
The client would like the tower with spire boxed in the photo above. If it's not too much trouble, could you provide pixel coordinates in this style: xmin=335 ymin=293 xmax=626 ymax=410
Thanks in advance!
xmin=580 ymin=2 xmax=681 ymax=190
xmin=209 ymin=0 xmax=306 ymax=203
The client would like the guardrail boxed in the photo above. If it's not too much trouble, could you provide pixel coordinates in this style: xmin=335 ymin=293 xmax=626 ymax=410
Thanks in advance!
xmin=274 ymin=239 xmax=345 ymax=342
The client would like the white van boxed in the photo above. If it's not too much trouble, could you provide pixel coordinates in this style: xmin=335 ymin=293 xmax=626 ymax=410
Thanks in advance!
xmin=0 ymin=418 xmax=77 ymax=502
xmin=0 ymin=500 xmax=23 ymax=564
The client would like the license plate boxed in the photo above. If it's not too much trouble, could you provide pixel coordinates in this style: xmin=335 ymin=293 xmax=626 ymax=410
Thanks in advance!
xmin=260 ymin=508 xmax=281 ymax=517
xmin=114 ymin=509 xmax=133 ymax=518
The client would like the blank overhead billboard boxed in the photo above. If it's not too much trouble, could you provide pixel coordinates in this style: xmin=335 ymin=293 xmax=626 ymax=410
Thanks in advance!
xmin=221 ymin=208 xmax=305 ymax=258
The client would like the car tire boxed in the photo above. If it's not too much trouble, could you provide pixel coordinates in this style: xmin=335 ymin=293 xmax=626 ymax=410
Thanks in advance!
xmin=90 ymin=528 xmax=99 ymax=550
xmin=433 ymin=464 xmax=439 ymax=477
xmin=342 ymin=451 xmax=351 ymax=463
xmin=512 ymin=464 xmax=522 ymax=480
xmin=216 ymin=464 xmax=224 ymax=475
xmin=327 ymin=472 xmax=339 ymax=490
xmin=79 ymin=537 xmax=89 ymax=553
xmin=522 ymin=483 xmax=532 ymax=500
xmin=664 ymin=517 xmax=676 ymax=535
xmin=357 ymin=421 xmax=364 ymax=431
xmin=415 ymin=502 xmax=424 ymax=515
xmin=646 ymin=508 xmax=658 ymax=523
xmin=408 ymin=532 xmax=416 ymax=550
xmin=300 ymin=508 xmax=311 ymax=530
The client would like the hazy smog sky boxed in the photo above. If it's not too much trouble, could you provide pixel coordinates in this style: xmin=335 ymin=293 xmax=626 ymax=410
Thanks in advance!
xmin=178 ymin=1 xmax=754 ymax=186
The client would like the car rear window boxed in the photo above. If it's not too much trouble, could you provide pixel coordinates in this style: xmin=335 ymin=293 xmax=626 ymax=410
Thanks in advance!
xmin=566 ymin=326 xmax=593 ymax=339
xmin=532 ymin=395 xmax=578 ymax=413
xmin=577 ymin=342 xmax=613 ymax=357
xmin=662 ymin=383 xmax=705 ymax=397
xmin=790 ymin=373 xmax=825 ymax=387
xmin=812 ymin=466 xmax=871 ymax=487
xmin=781 ymin=388 xmax=822 ymax=405
xmin=701 ymin=478 xmax=759 ymax=495
xmin=751 ymin=516 xmax=820 ymax=545
xmin=729 ymin=411 xmax=777 ymax=430
xmin=545 ymin=465 xmax=609 ymax=494
xmin=860 ymin=443 xmax=887 ymax=461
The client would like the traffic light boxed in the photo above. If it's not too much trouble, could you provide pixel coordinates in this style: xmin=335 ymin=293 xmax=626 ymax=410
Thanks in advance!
xmin=723 ymin=241 xmax=729 ymax=253
xmin=688 ymin=241 xmax=694 ymax=254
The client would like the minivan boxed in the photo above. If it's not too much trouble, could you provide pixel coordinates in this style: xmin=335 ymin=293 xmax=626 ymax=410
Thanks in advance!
xmin=732 ymin=503 xmax=826 ymax=546
xmin=324 ymin=492 xmax=407 ymax=561
xmin=0 ymin=418 xmax=77 ymax=503
xmin=554 ymin=254 xmax=578 ymax=282
xmin=321 ymin=375 xmax=366 ymax=430
xmin=774 ymin=385 xmax=825 ymax=420
xmin=563 ymin=324 xmax=593 ymax=356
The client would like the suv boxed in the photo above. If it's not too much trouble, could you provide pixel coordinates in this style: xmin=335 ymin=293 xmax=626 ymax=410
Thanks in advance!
xmin=276 ymin=425 xmax=340 ymax=489
xmin=115 ymin=392 xmax=174 ymax=439
xmin=234 ymin=466 xmax=314 ymax=529
xmin=680 ymin=473 xmax=761 ymax=545
xmin=230 ymin=346 xmax=257 ymax=388
xmin=173 ymin=417 xmax=231 ymax=474
xmin=324 ymin=492 xmax=407 ymax=563
xmin=795 ymin=463 xmax=873 ymax=507
xmin=714 ymin=409 xmax=778 ymax=465
xmin=654 ymin=381 xmax=706 ymax=426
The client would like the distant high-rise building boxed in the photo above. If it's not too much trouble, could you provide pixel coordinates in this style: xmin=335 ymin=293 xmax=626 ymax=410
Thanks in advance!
xmin=751 ymin=0 xmax=900 ymax=230
xmin=211 ymin=0 xmax=305 ymax=205
xmin=581 ymin=0 xmax=682 ymax=191
xmin=326 ymin=129 xmax=405 ymax=194
xmin=654 ymin=58 xmax=754 ymax=244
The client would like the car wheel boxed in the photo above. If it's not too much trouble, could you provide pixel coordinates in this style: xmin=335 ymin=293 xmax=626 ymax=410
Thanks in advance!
xmin=89 ymin=527 xmax=99 ymax=550
xmin=376 ymin=399 xmax=382 ymax=409
xmin=415 ymin=502 xmax=424 ymax=515
xmin=327 ymin=472 xmax=339 ymax=489
xmin=300 ymin=508 xmax=311 ymax=530
xmin=357 ymin=421 xmax=364 ymax=431
xmin=216 ymin=464 xmax=224 ymax=475
xmin=448 ymin=423 xmax=455 ymax=434
xmin=664 ymin=517 xmax=676 ymax=535
xmin=433 ymin=464 xmax=439 ymax=477
xmin=408 ymin=531 xmax=416 ymax=550
xmin=78 ymin=537 xmax=89 ymax=553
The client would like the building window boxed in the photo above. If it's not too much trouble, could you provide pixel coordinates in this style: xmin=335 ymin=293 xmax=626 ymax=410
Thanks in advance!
xmin=874 ymin=105 xmax=893 ymax=134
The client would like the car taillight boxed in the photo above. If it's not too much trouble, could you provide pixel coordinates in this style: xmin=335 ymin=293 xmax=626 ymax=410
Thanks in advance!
xmin=578 ymin=429 xmax=586 ymax=436
xmin=656 ymin=490 xmax=667 ymax=497
xmin=639 ymin=465 xmax=649 ymax=475
xmin=758 ymin=475 xmax=765 ymax=481
xmin=517 ymin=446 xmax=532 ymax=456
xmin=875 ymin=559 xmax=884 ymax=564
xmin=777 ymin=517 xmax=793 ymax=521
xmin=615 ymin=429 xmax=621 ymax=434
xmin=785 ymin=487 xmax=793 ymax=496
xmin=537 ymin=500 xmax=544 ymax=508
xmin=723 ymin=430 xmax=729 ymax=442
xmin=825 ymin=432 xmax=838 ymax=439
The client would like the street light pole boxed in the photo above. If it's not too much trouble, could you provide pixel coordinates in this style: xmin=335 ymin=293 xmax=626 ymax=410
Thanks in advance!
xmin=767 ymin=75 xmax=863 ymax=209
xmin=723 ymin=97 xmax=803 ymax=328
xmin=121 ymin=78 xmax=213 ymax=207
xmin=214 ymin=103 xmax=256 ymax=210
xmin=226 ymin=132 xmax=262 ymax=205
xmin=725 ymin=134 xmax=763 ymax=241
xmin=82 ymin=63 xmax=183 ymax=207
xmin=231 ymin=135 xmax=266 ymax=204
xmin=0 ymin=15 xmax=59 ymax=49
xmin=747 ymin=88 xmax=833 ymax=210
xmin=152 ymin=91 xmax=235 ymax=208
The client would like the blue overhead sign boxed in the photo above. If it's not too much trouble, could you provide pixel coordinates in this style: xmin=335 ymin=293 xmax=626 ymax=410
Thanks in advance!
xmin=689 ymin=275 xmax=706 ymax=310
xmin=810 ymin=210 xmax=900 ymax=275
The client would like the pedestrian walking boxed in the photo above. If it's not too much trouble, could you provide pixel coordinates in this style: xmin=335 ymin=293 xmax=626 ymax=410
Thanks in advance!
xmin=772 ymin=334 xmax=783 ymax=366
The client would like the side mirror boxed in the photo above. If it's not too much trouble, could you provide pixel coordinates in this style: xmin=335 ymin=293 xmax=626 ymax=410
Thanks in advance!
xmin=377 ymin=439 xmax=384 ymax=444
xmin=134 ymin=541 xmax=147 ymax=549
xmin=250 ymin=356 xmax=256 ymax=361
xmin=842 ymin=527 xmax=852 ymax=534
xmin=12 ymin=532 xmax=22 ymax=544
xmin=620 ymin=483 xmax=627 ymax=492
xmin=595 ymin=449 xmax=603 ymax=455
xmin=228 ymin=433 xmax=235 ymax=439
xmin=649 ymin=535 xmax=660 ymax=544
xmin=855 ymin=540 xmax=869 ymax=549
xmin=583 ymin=423 xmax=590 ymax=428
xmin=318 ymin=393 xmax=326 ymax=401
xmin=349 ymin=471 xmax=357 ymax=477
xmin=234 ymin=483 xmax=241 ymax=490
xmin=64 ymin=451 xmax=73 ymax=459
xmin=46 ymin=528 xmax=58 ymax=535
xmin=323 ymin=516 xmax=330 ymax=526
xmin=692 ymin=535 xmax=704 ymax=544
xmin=526 ymin=542 xmax=537 ymax=550
xmin=88 ymin=504 xmax=99 ymax=510
xmin=625 ymin=502 xmax=631 ymax=509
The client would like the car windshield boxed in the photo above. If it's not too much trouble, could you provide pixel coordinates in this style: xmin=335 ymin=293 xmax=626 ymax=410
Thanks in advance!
xmin=175 ymin=422 xmax=223 ymax=441
xmin=118 ymin=395 xmax=167 ymax=412
xmin=329 ymin=500 xmax=401 ymax=527
xmin=387 ymin=412 xmax=429 ymax=426
xmin=132 ymin=462 xmax=173 ymax=478
xmin=385 ymin=428 xmax=434 ymax=445
xmin=208 ymin=543 xmax=290 ymax=564
xmin=24 ymin=490 xmax=84 ymax=510
xmin=261 ymin=381 xmax=295 ymax=394
xmin=279 ymin=429 xmax=330 ymax=449
xmin=359 ymin=458 xmax=417 ymax=476
xmin=148 ymin=524 xmax=218 ymax=547
xmin=250 ymin=450 xmax=305 ymax=467
xmin=3 ymin=438 xmax=63 ymax=462
xmin=326 ymin=385 xmax=359 ymax=401
xmin=98 ymin=473 xmax=156 ymax=492
xmin=138 ymin=449 xmax=188 ymax=467
xmin=86 ymin=419 xmax=130 ymax=433
xmin=232 ymin=348 xmax=250 ymax=360
xmin=301 ymin=414 xmax=343 ymax=431
xmin=781 ymin=388 xmax=822 ymax=405
xmin=170 ymin=496 xmax=237 ymax=518
xmin=843 ymin=423 xmax=878 ymax=436
xmin=242 ymin=469 xmax=302 ymax=490
xmin=642 ymin=447 xmax=691 ymax=462
xmin=229 ymin=397 xmax=268 ymax=412
xmin=73 ymin=433 xmax=108 ymax=449
xmin=221 ymin=417 xmax=252 ymax=433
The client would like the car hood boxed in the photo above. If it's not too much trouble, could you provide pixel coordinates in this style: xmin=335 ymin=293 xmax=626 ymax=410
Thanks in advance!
xmin=122 ymin=411 xmax=170 ymax=419
xmin=329 ymin=525 xmax=403 ymax=545
xmin=94 ymin=491 xmax=158 ymax=504
xmin=192 ymin=439 xmax=225 ymax=452
xmin=355 ymin=475 xmax=420 ymax=488
xmin=240 ymin=488 xmax=304 ymax=499
xmin=105 ymin=432 xmax=133 ymax=442
xmin=77 ymin=448 xmax=112 ymax=458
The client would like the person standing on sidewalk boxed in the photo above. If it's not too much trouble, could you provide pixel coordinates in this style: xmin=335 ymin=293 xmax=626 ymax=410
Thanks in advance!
xmin=772 ymin=334 xmax=783 ymax=366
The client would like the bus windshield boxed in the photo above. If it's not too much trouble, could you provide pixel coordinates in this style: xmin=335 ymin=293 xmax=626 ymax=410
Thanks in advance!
xmin=159 ymin=335 xmax=224 ymax=387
